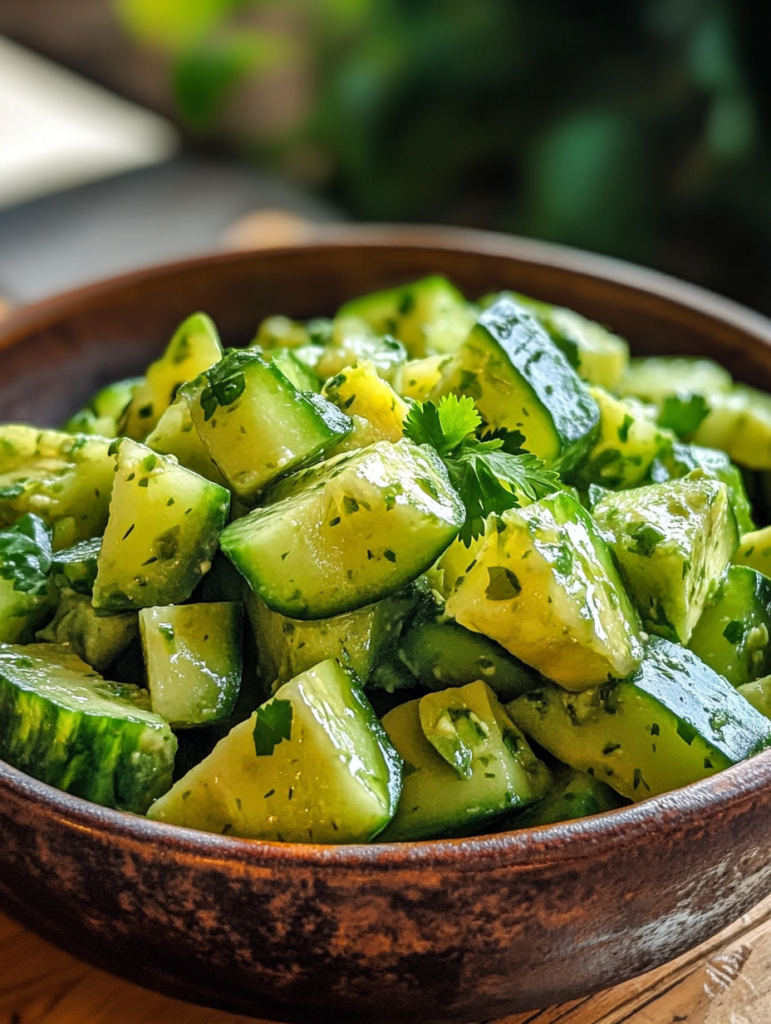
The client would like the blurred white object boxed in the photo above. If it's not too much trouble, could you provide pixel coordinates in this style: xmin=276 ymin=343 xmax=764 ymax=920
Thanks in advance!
xmin=0 ymin=35 xmax=178 ymax=210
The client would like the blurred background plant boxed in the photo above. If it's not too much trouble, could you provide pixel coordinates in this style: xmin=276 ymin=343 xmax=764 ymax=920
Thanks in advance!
xmin=2 ymin=0 xmax=771 ymax=312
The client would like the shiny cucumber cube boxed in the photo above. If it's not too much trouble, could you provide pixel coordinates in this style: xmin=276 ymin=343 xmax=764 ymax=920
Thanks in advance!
xmin=0 ymin=643 xmax=176 ymax=813
xmin=734 ymin=524 xmax=771 ymax=579
xmin=180 ymin=349 xmax=352 ymax=503
xmin=446 ymin=491 xmax=642 ymax=690
xmin=147 ymin=659 xmax=402 ymax=843
xmin=652 ymin=443 xmax=755 ymax=535
xmin=0 ymin=425 xmax=116 ymax=549
xmin=121 ymin=313 xmax=223 ymax=440
xmin=687 ymin=566 xmax=771 ymax=687
xmin=63 ymin=377 xmax=141 ymax=437
xmin=93 ymin=439 xmax=230 ymax=612
xmin=431 ymin=296 xmax=599 ymax=472
xmin=508 ymin=637 xmax=771 ymax=801
xmin=506 ymin=767 xmax=625 ymax=830
xmin=145 ymin=398 xmax=227 ymax=486
xmin=594 ymin=470 xmax=738 ymax=644
xmin=140 ymin=602 xmax=242 ymax=728
xmin=222 ymin=439 xmax=464 ymax=619
xmin=378 ymin=680 xmax=551 ymax=841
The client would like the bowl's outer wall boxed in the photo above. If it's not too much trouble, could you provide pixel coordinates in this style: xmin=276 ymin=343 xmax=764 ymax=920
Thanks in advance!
xmin=3 ymin=228 xmax=771 ymax=1022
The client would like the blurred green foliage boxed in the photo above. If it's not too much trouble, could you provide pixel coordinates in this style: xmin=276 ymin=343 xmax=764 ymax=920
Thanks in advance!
xmin=115 ymin=0 xmax=771 ymax=312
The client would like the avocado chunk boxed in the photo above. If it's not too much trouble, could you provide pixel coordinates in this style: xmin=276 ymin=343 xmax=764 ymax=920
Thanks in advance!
xmin=446 ymin=492 xmax=642 ymax=690
xmin=508 ymin=637 xmax=771 ymax=801
xmin=593 ymin=471 xmax=738 ymax=644
xmin=148 ymin=659 xmax=402 ymax=843
xmin=379 ymin=681 xmax=551 ymax=841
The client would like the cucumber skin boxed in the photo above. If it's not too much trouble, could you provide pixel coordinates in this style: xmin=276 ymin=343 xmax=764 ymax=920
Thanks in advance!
xmin=0 ymin=643 xmax=176 ymax=813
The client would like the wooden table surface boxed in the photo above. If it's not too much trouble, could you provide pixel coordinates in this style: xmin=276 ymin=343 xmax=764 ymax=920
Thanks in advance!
xmin=3 ymin=896 xmax=771 ymax=1024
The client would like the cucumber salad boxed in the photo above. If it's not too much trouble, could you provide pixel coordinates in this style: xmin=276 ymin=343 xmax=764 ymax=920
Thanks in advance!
xmin=3 ymin=276 xmax=771 ymax=843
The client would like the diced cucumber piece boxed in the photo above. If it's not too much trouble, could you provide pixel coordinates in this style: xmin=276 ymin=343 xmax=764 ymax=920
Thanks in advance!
xmin=617 ymin=357 xmax=733 ymax=407
xmin=222 ymin=439 xmax=465 ymax=619
xmin=246 ymin=585 xmax=418 ymax=690
xmin=267 ymin=347 xmax=322 ymax=392
xmin=93 ymin=439 xmax=230 ymax=613
xmin=0 ymin=642 xmax=176 ymax=813
xmin=148 ymin=659 xmax=401 ymax=842
xmin=507 ymin=767 xmax=625 ymax=830
xmin=687 ymin=566 xmax=771 ymax=687
xmin=253 ymin=315 xmax=317 ymax=350
xmin=594 ymin=472 xmax=738 ymax=644
xmin=63 ymin=377 xmax=142 ymax=437
xmin=510 ymin=294 xmax=630 ymax=391
xmin=431 ymin=297 xmax=599 ymax=471
xmin=734 ymin=525 xmax=771 ymax=579
xmin=426 ymin=530 xmax=488 ymax=601
xmin=0 ymin=425 xmax=115 ymax=549
xmin=180 ymin=349 xmax=352 ymax=503
xmin=395 ymin=619 xmax=542 ymax=702
xmin=312 ymin=320 xmax=408 ymax=386
xmin=378 ymin=681 xmax=551 ymax=841
xmin=51 ymin=537 xmax=101 ymax=595
xmin=568 ymin=388 xmax=674 ymax=490
xmin=400 ymin=355 xmax=453 ymax=403
xmin=508 ymin=637 xmax=771 ymax=801
xmin=145 ymin=398 xmax=227 ymax=487
xmin=0 ymin=514 xmax=55 ymax=644
xmin=37 ymin=589 xmax=138 ymax=673
xmin=121 ymin=313 xmax=223 ymax=439
xmin=693 ymin=386 xmax=771 ymax=470
xmin=139 ymin=603 xmax=242 ymax=728
xmin=737 ymin=675 xmax=771 ymax=719
xmin=322 ymin=360 xmax=408 ymax=450
xmin=338 ymin=276 xmax=476 ymax=358
xmin=446 ymin=492 xmax=642 ymax=690
xmin=650 ymin=443 xmax=755 ymax=535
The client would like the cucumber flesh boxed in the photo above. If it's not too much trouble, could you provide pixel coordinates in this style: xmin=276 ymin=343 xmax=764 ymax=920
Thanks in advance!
xmin=0 ymin=642 xmax=176 ymax=813
xmin=63 ymin=377 xmax=141 ymax=437
xmin=37 ymin=589 xmax=138 ymax=673
xmin=51 ymin=537 xmax=101 ymax=595
xmin=505 ymin=767 xmax=626 ymax=830
xmin=508 ymin=637 xmax=771 ymax=801
xmin=140 ymin=602 xmax=242 ymax=728
xmin=93 ymin=439 xmax=230 ymax=612
xmin=147 ymin=659 xmax=402 ymax=842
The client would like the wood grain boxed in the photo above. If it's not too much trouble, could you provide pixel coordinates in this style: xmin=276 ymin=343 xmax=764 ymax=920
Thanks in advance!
xmin=3 ymin=898 xmax=771 ymax=1024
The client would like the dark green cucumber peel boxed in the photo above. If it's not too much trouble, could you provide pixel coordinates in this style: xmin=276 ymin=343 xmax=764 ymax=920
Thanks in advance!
xmin=0 ymin=643 xmax=176 ymax=813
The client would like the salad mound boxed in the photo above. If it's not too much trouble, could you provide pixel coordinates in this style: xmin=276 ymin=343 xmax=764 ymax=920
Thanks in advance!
xmin=3 ymin=276 xmax=771 ymax=843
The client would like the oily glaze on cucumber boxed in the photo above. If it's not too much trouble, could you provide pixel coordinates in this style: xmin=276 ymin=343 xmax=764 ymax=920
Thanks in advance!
xmin=148 ymin=659 xmax=402 ymax=842
xmin=140 ymin=602 xmax=242 ymax=728
xmin=338 ymin=276 xmax=476 ymax=358
xmin=508 ymin=637 xmax=771 ymax=801
xmin=145 ymin=398 xmax=227 ymax=487
xmin=568 ymin=388 xmax=674 ymax=491
xmin=0 ymin=642 xmax=176 ymax=813
xmin=378 ymin=681 xmax=551 ymax=841
xmin=121 ymin=313 xmax=223 ymax=440
xmin=504 ymin=767 xmax=626 ymax=830
xmin=221 ymin=439 xmax=465 ymax=619
xmin=0 ymin=426 xmax=116 ymax=550
xmin=734 ymin=525 xmax=771 ymax=579
xmin=322 ymin=360 xmax=408 ymax=450
xmin=650 ymin=443 xmax=755 ymax=535
xmin=395 ymin=618 xmax=542 ymax=702
xmin=688 ymin=566 xmax=771 ymax=687
xmin=93 ymin=439 xmax=230 ymax=612
xmin=593 ymin=471 xmax=738 ymax=644
xmin=309 ymin=319 xmax=408 ymax=385
xmin=37 ymin=589 xmax=138 ymax=673
xmin=431 ymin=296 xmax=600 ymax=471
xmin=446 ymin=492 xmax=642 ymax=690
xmin=246 ymin=585 xmax=419 ymax=690
xmin=692 ymin=386 xmax=771 ymax=470
xmin=180 ymin=349 xmax=352 ymax=503
xmin=63 ymin=377 xmax=142 ymax=437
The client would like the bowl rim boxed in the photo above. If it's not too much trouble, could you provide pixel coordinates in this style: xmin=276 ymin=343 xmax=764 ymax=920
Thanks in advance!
xmin=3 ymin=221 xmax=771 ymax=869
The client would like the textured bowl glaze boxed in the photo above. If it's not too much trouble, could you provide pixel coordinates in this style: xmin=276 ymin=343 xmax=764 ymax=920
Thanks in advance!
xmin=3 ymin=225 xmax=771 ymax=1023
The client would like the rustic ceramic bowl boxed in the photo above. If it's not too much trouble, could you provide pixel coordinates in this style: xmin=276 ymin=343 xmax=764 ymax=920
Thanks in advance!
xmin=3 ymin=226 xmax=771 ymax=1024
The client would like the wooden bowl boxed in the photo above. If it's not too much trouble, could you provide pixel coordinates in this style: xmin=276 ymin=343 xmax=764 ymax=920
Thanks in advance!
xmin=3 ymin=225 xmax=771 ymax=1024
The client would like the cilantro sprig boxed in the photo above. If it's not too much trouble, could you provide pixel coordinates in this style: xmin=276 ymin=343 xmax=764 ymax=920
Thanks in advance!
xmin=403 ymin=395 xmax=559 ymax=544
xmin=0 ymin=513 xmax=54 ymax=595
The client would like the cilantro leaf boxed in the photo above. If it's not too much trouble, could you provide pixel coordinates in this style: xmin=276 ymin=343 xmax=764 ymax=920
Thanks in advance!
xmin=658 ymin=393 xmax=710 ymax=437
xmin=0 ymin=513 xmax=54 ymax=595
xmin=404 ymin=394 xmax=480 ymax=457
xmin=405 ymin=395 xmax=560 ymax=545
xmin=253 ymin=697 xmax=293 ymax=757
